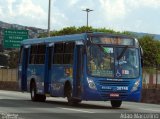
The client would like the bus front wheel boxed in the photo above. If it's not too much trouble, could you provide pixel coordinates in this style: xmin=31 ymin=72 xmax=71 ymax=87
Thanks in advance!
xmin=66 ymin=86 xmax=81 ymax=105
xmin=111 ymin=100 xmax=122 ymax=108
xmin=66 ymin=87 xmax=73 ymax=105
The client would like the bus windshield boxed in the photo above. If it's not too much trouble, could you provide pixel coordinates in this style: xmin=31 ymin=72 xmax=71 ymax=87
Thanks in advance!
xmin=115 ymin=47 xmax=139 ymax=78
xmin=87 ymin=44 xmax=140 ymax=78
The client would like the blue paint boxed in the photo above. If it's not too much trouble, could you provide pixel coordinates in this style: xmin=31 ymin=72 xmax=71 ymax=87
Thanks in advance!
xmin=19 ymin=32 xmax=142 ymax=103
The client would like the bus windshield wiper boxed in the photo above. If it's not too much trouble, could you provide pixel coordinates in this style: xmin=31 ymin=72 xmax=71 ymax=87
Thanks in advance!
xmin=117 ymin=46 xmax=128 ymax=60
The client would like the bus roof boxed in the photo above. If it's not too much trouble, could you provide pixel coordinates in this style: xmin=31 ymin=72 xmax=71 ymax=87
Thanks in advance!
xmin=21 ymin=32 xmax=135 ymax=45
xmin=22 ymin=33 xmax=87 ymax=45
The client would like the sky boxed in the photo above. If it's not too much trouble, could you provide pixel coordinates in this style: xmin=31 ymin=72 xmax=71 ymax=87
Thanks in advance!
xmin=0 ymin=0 xmax=160 ymax=34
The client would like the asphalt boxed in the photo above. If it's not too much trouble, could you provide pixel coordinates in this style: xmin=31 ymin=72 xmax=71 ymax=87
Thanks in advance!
xmin=0 ymin=90 xmax=159 ymax=119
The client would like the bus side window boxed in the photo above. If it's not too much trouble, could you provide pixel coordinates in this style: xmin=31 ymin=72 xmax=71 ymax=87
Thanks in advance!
xmin=53 ymin=42 xmax=75 ymax=65
xmin=36 ymin=44 xmax=46 ymax=64
xmin=29 ymin=45 xmax=37 ymax=64
xmin=63 ymin=42 xmax=75 ymax=64
xmin=53 ymin=43 xmax=64 ymax=64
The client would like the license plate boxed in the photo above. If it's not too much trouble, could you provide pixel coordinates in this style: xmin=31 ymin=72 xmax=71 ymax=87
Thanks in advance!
xmin=110 ymin=93 xmax=119 ymax=97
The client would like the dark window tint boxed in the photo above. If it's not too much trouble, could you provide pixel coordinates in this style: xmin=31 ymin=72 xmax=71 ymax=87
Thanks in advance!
xmin=54 ymin=43 xmax=64 ymax=53
xmin=35 ymin=44 xmax=46 ymax=64
xmin=53 ymin=43 xmax=64 ymax=64
xmin=29 ymin=44 xmax=46 ymax=64
xmin=63 ymin=54 xmax=73 ymax=64
xmin=19 ymin=46 xmax=23 ymax=64
xmin=53 ymin=42 xmax=75 ymax=64
xmin=64 ymin=42 xmax=74 ymax=53
xmin=29 ymin=45 xmax=37 ymax=64
xmin=53 ymin=54 xmax=63 ymax=64
xmin=30 ymin=45 xmax=37 ymax=54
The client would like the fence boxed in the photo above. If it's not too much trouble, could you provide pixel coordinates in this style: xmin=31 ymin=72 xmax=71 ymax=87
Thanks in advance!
xmin=0 ymin=68 xmax=18 ymax=90
xmin=143 ymin=67 xmax=160 ymax=89
xmin=0 ymin=69 xmax=17 ymax=82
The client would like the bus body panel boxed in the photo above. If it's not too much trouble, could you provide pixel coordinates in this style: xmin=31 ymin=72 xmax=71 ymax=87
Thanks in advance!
xmin=50 ymin=65 xmax=73 ymax=97
xmin=72 ymin=45 xmax=84 ymax=98
xmin=20 ymin=48 xmax=29 ymax=91
xmin=27 ymin=65 xmax=45 ymax=94
xmin=81 ymin=76 xmax=142 ymax=101
xmin=81 ymin=48 xmax=142 ymax=101
xmin=18 ymin=32 xmax=142 ymax=103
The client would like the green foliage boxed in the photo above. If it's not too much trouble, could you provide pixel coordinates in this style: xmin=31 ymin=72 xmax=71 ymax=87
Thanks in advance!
xmin=38 ymin=26 xmax=160 ymax=68
xmin=139 ymin=35 xmax=160 ymax=67
xmin=38 ymin=32 xmax=48 ymax=38
xmin=8 ymin=51 xmax=19 ymax=68
xmin=39 ymin=26 xmax=136 ymax=38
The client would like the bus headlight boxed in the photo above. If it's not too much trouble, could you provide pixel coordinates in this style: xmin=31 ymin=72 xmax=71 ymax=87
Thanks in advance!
xmin=131 ymin=79 xmax=140 ymax=92
xmin=87 ymin=77 xmax=97 ymax=90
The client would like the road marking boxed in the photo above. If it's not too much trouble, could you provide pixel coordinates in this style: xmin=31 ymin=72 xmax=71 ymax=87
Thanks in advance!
xmin=60 ymin=108 xmax=95 ymax=113
xmin=139 ymin=108 xmax=160 ymax=112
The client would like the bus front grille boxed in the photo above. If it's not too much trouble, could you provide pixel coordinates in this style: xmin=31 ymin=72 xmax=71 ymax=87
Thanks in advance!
xmin=97 ymin=80 xmax=130 ymax=100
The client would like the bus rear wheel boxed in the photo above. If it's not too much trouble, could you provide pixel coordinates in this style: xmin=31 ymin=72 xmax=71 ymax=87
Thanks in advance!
xmin=38 ymin=95 xmax=46 ymax=102
xmin=30 ymin=82 xmax=46 ymax=102
xmin=111 ymin=100 xmax=122 ymax=108
xmin=30 ymin=82 xmax=39 ymax=101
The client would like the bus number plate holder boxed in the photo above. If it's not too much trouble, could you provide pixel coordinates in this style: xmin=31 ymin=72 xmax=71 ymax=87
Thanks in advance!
xmin=110 ymin=93 xmax=119 ymax=97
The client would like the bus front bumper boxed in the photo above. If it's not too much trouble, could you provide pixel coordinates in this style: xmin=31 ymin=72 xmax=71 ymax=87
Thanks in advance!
xmin=82 ymin=87 xmax=141 ymax=102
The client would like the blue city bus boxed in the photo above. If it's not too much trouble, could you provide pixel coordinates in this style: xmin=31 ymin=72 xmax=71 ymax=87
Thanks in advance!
xmin=18 ymin=32 xmax=143 ymax=107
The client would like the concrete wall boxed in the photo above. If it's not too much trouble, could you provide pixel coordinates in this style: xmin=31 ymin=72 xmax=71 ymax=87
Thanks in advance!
xmin=0 ymin=81 xmax=18 ymax=91
xmin=141 ymin=89 xmax=160 ymax=104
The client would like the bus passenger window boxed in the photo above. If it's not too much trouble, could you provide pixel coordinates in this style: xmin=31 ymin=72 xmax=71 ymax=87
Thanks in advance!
xmin=29 ymin=45 xmax=37 ymax=64
xmin=35 ymin=44 xmax=46 ymax=64
xmin=53 ymin=43 xmax=64 ymax=64
xmin=53 ymin=42 xmax=75 ymax=64
xmin=63 ymin=42 xmax=75 ymax=64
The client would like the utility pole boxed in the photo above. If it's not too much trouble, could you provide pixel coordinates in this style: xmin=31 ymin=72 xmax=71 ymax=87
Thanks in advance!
xmin=82 ymin=8 xmax=93 ymax=27
xmin=48 ymin=0 xmax=51 ymax=37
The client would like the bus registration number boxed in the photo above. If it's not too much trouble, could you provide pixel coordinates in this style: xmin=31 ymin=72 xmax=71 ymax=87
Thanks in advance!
xmin=110 ymin=93 xmax=119 ymax=97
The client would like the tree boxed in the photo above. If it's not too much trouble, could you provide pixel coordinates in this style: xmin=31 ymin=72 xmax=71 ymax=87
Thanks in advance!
xmin=39 ymin=26 xmax=136 ymax=38
xmin=8 ymin=51 xmax=19 ymax=68
xmin=139 ymin=35 xmax=160 ymax=67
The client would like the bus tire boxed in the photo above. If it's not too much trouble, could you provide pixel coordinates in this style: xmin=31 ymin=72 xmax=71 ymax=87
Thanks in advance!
xmin=66 ymin=85 xmax=81 ymax=105
xmin=38 ymin=95 xmax=46 ymax=102
xmin=111 ymin=100 xmax=122 ymax=108
xmin=66 ymin=85 xmax=74 ymax=105
xmin=30 ymin=82 xmax=39 ymax=101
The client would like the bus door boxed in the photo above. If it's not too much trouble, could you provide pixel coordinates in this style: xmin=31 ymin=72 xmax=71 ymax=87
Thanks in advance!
xmin=73 ymin=41 xmax=84 ymax=98
xmin=44 ymin=44 xmax=53 ymax=94
xmin=21 ymin=46 xmax=29 ymax=91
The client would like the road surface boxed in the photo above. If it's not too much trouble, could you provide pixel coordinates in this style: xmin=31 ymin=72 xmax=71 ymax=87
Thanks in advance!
xmin=0 ymin=90 xmax=159 ymax=119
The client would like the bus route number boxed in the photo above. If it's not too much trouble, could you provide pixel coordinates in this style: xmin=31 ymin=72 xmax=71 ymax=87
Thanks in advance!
xmin=117 ymin=86 xmax=128 ymax=91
